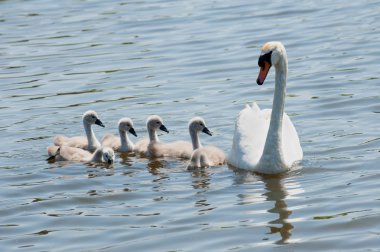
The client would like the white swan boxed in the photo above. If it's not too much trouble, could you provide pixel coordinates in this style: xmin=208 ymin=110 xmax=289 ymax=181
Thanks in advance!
xmin=47 ymin=145 xmax=115 ymax=164
xmin=228 ymin=41 xmax=303 ymax=174
xmin=53 ymin=110 xmax=105 ymax=152
xmin=187 ymin=117 xmax=225 ymax=169
xmin=101 ymin=118 xmax=137 ymax=152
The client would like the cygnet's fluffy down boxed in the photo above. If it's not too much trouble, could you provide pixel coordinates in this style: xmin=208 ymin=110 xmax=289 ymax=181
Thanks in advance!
xmin=186 ymin=117 xmax=225 ymax=169
xmin=134 ymin=115 xmax=193 ymax=158
xmin=187 ymin=146 xmax=225 ymax=169
xmin=53 ymin=110 xmax=105 ymax=152
xmin=101 ymin=117 xmax=137 ymax=152
xmin=47 ymin=145 xmax=115 ymax=164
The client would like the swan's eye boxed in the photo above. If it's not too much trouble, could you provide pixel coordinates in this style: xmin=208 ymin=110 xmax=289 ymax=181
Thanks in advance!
xmin=92 ymin=116 xmax=96 ymax=119
xmin=258 ymin=51 xmax=272 ymax=69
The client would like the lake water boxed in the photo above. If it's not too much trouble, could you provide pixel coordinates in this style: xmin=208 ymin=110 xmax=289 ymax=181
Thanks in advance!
xmin=1 ymin=0 xmax=379 ymax=251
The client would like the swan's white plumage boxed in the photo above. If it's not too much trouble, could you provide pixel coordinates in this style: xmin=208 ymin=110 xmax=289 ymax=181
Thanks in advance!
xmin=228 ymin=41 xmax=302 ymax=174
xmin=228 ymin=102 xmax=302 ymax=172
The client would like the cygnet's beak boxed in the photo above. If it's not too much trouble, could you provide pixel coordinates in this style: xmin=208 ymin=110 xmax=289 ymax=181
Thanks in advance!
xmin=107 ymin=159 xmax=113 ymax=165
xmin=46 ymin=147 xmax=60 ymax=162
xmin=159 ymin=124 xmax=169 ymax=133
xmin=95 ymin=119 xmax=105 ymax=127
xmin=129 ymin=127 xmax=138 ymax=137
xmin=202 ymin=126 xmax=212 ymax=136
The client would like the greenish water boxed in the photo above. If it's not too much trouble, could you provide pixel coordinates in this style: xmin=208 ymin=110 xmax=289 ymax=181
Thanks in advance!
xmin=1 ymin=0 xmax=379 ymax=251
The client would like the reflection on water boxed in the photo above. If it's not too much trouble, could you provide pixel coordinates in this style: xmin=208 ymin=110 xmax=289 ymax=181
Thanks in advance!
xmin=190 ymin=168 xmax=211 ymax=189
xmin=1 ymin=0 xmax=379 ymax=250
xmin=233 ymin=169 xmax=295 ymax=244
xmin=262 ymin=175 xmax=293 ymax=245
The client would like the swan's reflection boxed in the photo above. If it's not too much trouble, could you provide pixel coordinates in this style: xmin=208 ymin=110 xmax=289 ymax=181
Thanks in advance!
xmin=262 ymin=174 xmax=293 ymax=244
xmin=233 ymin=168 xmax=299 ymax=244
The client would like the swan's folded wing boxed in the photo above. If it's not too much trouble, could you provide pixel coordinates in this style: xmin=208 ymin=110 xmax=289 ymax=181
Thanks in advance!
xmin=228 ymin=103 xmax=270 ymax=170
xmin=281 ymin=113 xmax=303 ymax=167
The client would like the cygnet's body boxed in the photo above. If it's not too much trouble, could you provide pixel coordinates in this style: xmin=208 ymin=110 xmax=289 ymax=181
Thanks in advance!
xmin=102 ymin=118 xmax=137 ymax=152
xmin=134 ymin=115 xmax=175 ymax=158
xmin=53 ymin=110 xmax=105 ymax=152
xmin=187 ymin=117 xmax=225 ymax=169
xmin=47 ymin=145 xmax=115 ymax=164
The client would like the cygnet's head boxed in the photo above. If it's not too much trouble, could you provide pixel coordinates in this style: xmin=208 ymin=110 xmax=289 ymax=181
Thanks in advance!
xmin=257 ymin=41 xmax=287 ymax=85
xmin=83 ymin=110 xmax=105 ymax=127
xmin=189 ymin=117 xmax=212 ymax=136
xmin=146 ymin=115 xmax=169 ymax=133
xmin=102 ymin=147 xmax=115 ymax=164
xmin=118 ymin=118 xmax=137 ymax=137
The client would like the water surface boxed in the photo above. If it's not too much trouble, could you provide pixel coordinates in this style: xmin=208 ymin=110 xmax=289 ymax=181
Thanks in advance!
xmin=1 ymin=0 xmax=380 ymax=251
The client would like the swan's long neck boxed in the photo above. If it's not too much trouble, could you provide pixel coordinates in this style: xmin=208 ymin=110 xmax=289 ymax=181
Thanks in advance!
xmin=84 ymin=121 xmax=100 ymax=151
xmin=260 ymin=54 xmax=287 ymax=165
xmin=148 ymin=127 xmax=159 ymax=142
xmin=120 ymin=129 xmax=134 ymax=151
xmin=190 ymin=129 xmax=202 ymax=150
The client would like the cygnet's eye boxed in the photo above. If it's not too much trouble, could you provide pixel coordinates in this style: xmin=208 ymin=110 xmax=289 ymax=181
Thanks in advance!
xmin=92 ymin=115 xmax=96 ymax=119
xmin=126 ymin=124 xmax=131 ymax=127
xmin=156 ymin=121 xmax=160 ymax=125
xmin=200 ymin=123 xmax=204 ymax=127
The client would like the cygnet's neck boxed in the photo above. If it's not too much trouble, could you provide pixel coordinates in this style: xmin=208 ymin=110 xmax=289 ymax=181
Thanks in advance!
xmin=120 ymin=129 xmax=134 ymax=151
xmin=260 ymin=56 xmax=287 ymax=166
xmin=190 ymin=128 xmax=202 ymax=150
xmin=148 ymin=127 xmax=159 ymax=142
xmin=84 ymin=121 xmax=100 ymax=151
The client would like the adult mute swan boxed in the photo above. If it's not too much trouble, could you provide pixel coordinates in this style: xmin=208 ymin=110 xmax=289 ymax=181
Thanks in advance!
xmin=187 ymin=117 xmax=225 ymax=169
xmin=53 ymin=110 xmax=105 ymax=152
xmin=228 ymin=41 xmax=303 ymax=174
xmin=101 ymin=118 xmax=137 ymax=152
xmin=47 ymin=145 xmax=115 ymax=164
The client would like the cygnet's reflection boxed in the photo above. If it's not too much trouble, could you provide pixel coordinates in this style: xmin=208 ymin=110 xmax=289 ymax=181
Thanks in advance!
xmin=190 ymin=168 xmax=211 ymax=189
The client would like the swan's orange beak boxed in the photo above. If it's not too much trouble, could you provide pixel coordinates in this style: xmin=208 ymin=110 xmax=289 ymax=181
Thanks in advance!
xmin=257 ymin=62 xmax=271 ymax=85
